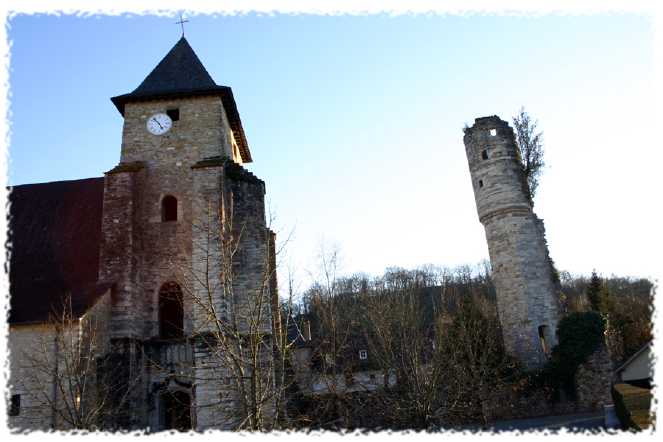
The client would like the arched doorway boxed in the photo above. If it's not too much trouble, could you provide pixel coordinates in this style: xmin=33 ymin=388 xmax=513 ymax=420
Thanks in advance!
xmin=160 ymin=390 xmax=191 ymax=431
xmin=159 ymin=282 xmax=184 ymax=339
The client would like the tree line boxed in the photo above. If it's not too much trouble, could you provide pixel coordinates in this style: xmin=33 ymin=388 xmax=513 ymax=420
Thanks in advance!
xmin=282 ymin=260 xmax=653 ymax=430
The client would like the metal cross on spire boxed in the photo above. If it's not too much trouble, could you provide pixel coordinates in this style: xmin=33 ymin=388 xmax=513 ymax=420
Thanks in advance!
xmin=175 ymin=13 xmax=189 ymax=37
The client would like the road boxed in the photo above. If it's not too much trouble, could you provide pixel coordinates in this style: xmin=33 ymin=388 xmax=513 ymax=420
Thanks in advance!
xmin=454 ymin=411 xmax=611 ymax=433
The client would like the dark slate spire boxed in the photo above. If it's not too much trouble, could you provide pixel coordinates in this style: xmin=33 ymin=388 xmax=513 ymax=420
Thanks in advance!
xmin=111 ymin=37 xmax=223 ymax=111
xmin=132 ymin=37 xmax=217 ymax=96
xmin=111 ymin=37 xmax=252 ymax=162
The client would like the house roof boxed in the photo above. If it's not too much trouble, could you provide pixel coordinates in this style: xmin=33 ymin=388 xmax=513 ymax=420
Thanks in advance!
xmin=8 ymin=178 xmax=110 ymax=324
xmin=615 ymin=340 xmax=653 ymax=374
xmin=110 ymin=37 xmax=252 ymax=163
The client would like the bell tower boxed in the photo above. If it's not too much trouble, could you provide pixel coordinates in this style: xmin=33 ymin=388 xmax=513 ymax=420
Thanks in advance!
xmin=463 ymin=116 xmax=560 ymax=369
xmin=100 ymin=37 xmax=273 ymax=430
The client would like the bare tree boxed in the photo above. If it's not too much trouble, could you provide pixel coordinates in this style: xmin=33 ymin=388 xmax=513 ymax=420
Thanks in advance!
xmin=359 ymin=267 xmax=447 ymax=429
xmin=295 ymin=243 xmax=359 ymax=428
xmin=512 ymin=107 xmax=545 ymax=202
xmin=169 ymin=191 xmax=294 ymax=431
xmin=292 ymin=264 xmax=513 ymax=430
xmin=14 ymin=293 xmax=138 ymax=430
xmin=437 ymin=291 xmax=514 ymax=426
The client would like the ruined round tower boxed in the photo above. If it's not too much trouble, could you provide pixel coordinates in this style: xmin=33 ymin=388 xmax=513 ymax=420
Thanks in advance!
xmin=463 ymin=116 xmax=560 ymax=369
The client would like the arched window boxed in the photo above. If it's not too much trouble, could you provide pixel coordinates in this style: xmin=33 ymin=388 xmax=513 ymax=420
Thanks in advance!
xmin=159 ymin=282 xmax=183 ymax=339
xmin=162 ymin=195 xmax=178 ymax=222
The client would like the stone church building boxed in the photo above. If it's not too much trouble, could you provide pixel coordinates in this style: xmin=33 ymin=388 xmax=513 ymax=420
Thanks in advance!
xmin=7 ymin=37 xmax=278 ymax=431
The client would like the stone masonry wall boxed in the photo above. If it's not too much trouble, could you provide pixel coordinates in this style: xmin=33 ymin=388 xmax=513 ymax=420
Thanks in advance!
xmin=464 ymin=116 xmax=560 ymax=369
xmin=575 ymin=344 xmax=614 ymax=410
xmin=225 ymin=161 xmax=271 ymax=335
xmin=190 ymin=161 xmax=234 ymax=430
xmin=189 ymin=159 xmax=275 ymax=431
xmin=117 ymin=96 xmax=234 ymax=341
xmin=99 ymin=166 xmax=145 ymax=339
xmin=8 ymin=324 xmax=58 ymax=431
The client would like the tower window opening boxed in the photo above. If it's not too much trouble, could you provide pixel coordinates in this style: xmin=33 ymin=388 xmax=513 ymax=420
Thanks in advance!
xmin=538 ymin=325 xmax=549 ymax=355
xmin=9 ymin=394 xmax=20 ymax=416
xmin=159 ymin=282 xmax=184 ymax=339
xmin=166 ymin=108 xmax=180 ymax=122
xmin=478 ymin=180 xmax=484 ymax=188
xmin=481 ymin=150 xmax=488 ymax=160
xmin=162 ymin=195 xmax=178 ymax=222
xmin=490 ymin=129 xmax=497 ymax=136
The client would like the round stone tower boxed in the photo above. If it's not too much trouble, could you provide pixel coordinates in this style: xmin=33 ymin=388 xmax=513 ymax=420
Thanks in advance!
xmin=463 ymin=115 xmax=560 ymax=369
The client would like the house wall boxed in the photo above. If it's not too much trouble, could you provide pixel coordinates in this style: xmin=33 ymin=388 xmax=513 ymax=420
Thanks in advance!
xmin=7 ymin=289 xmax=112 ymax=431
xmin=7 ymin=323 xmax=58 ymax=431
xmin=620 ymin=347 xmax=652 ymax=382
xmin=307 ymin=369 xmax=397 ymax=395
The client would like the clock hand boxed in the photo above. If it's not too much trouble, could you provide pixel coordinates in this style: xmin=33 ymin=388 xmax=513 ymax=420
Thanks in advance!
xmin=151 ymin=117 xmax=164 ymax=130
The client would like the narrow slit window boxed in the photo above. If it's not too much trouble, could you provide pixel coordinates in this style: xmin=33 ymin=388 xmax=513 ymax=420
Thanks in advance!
xmin=162 ymin=195 xmax=178 ymax=222
xmin=478 ymin=180 xmax=484 ymax=188
xmin=538 ymin=325 xmax=549 ymax=354
xmin=166 ymin=108 xmax=180 ymax=122
xmin=481 ymin=150 xmax=488 ymax=160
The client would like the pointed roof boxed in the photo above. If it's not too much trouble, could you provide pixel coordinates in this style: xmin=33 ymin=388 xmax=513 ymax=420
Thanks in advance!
xmin=111 ymin=37 xmax=252 ymax=162
xmin=132 ymin=37 xmax=217 ymax=96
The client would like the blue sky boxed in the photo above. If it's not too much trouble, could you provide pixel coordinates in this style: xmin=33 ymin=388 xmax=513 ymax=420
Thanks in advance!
xmin=6 ymin=13 xmax=658 ymax=284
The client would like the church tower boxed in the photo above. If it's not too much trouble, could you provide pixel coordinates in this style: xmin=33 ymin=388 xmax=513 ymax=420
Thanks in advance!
xmin=463 ymin=116 xmax=560 ymax=369
xmin=101 ymin=37 xmax=274 ymax=430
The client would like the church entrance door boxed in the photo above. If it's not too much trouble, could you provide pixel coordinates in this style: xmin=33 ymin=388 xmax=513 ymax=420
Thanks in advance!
xmin=161 ymin=390 xmax=192 ymax=431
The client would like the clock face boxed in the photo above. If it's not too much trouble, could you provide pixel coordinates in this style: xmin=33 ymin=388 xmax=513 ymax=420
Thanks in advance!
xmin=146 ymin=113 xmax=173 ymax=135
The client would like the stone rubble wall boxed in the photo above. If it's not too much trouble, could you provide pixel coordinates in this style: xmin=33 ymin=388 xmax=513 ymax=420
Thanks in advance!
xmin=575 ymin=344 xmax=614 ymax=410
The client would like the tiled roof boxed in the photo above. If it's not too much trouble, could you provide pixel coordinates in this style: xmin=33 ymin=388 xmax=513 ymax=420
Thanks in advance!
xmin=110 ymin=37 xmax=252 ymax=163
xmin=8 ymin=178 xmax=110 ymax=324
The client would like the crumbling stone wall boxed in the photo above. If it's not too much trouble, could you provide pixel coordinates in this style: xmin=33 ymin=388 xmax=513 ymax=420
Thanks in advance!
xmin=463 ymin=116 xmax=560 ymax=369
xmin=575 ymin=344 xmax=613 ymax=410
